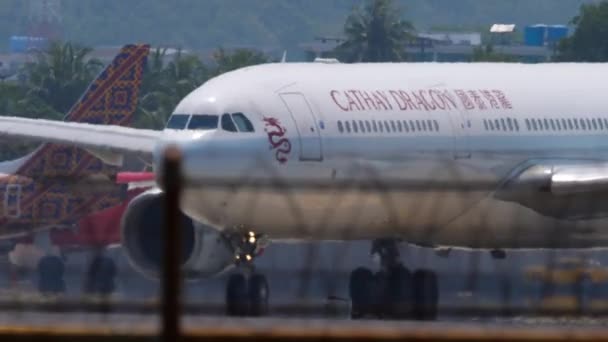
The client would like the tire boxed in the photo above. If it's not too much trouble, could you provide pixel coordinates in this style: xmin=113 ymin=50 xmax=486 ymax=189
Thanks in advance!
xmin=384 ymin=264 xmax=413 ymax=319
xmin=37 ymin=255 xmax=66 ymax=294
xmin=349 ymin=267 xmax=374 ymax=319
xmin=84 ymin=255 xmax=117 ymax=295
xmin=412 ymin=269 xmax=439 ymax=321
xmin=226 ymin=273 xmax=248 ymax=316
xmin=248 ymin=274 xmax=269 ymax=316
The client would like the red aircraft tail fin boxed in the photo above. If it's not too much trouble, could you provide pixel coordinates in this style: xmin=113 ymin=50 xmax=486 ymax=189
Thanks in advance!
xmin=17 ymin=44 xmax=150 ymax=178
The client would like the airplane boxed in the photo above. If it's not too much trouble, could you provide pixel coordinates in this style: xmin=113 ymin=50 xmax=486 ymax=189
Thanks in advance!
xmin=0 ymin=44 xmax=149 ymax=294
xmin=2 ymin=60 xmax=608 ymax=320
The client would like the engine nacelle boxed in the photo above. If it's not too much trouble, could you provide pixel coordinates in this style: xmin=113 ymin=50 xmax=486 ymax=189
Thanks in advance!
xmin=121 ymin=188 xmax=234 ymax=279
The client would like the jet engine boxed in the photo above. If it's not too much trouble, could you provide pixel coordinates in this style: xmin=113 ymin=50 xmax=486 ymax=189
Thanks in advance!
xmin=121 ymin=188 xmax=234 ymax=279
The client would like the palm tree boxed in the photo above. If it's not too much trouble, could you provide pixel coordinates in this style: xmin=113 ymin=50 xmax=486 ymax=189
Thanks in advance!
xmin=23 ymin=41 xmax=103 ymax=115
xmin=211 ymin=48 xmax=270 ymax=76
xmin=335 ymin=0 xmax=414 ymax=63
xmin=135 ymin=48 xmax=208 ymax=129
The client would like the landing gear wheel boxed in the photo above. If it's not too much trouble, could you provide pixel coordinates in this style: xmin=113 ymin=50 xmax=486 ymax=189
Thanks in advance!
xmin=413 ymin=269 xmax=439 ymax=321
xmin=226 ymin=273 xmax=248 ymax=316
xmin=384 ymin=264 xmax=413 ymax=319
xmin=37 ymin=255 xmax=66 ymax=294
xmin=248 ymin=274 xmax=269 ymax=316
xmin=349 ymin=267 xmax=375 ymax=319
xmin=84 ymin=255 xmax=117 ymax=295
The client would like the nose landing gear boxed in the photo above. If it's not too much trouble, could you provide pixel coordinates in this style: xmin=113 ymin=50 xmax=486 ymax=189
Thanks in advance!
xmin=225 ymin=230 xmax=269 ymax=317
xmin=349 ymin=239 xmax=439 ymax=320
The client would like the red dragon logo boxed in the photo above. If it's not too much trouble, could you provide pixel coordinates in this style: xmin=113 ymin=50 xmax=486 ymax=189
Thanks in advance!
xmin=263 ymin=117 xmax=291 ymax=164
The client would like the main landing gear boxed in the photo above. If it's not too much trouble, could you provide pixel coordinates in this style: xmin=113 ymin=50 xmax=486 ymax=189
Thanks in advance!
xmin=349 ymin=239 xmax=439 ymax=320
xmin=225 ymin=230 xmax=270 ymax=316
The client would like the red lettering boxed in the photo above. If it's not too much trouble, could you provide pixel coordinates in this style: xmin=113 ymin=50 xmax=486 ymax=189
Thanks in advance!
xmin=454 ymin=89 xmax=475 ymax=110
xmin=330 ymin=90 xmax=349 ymax=111
xmin=492 ymin=90 xmax=512 ymax=109
xmin=480 ymin=90 xmax=500 ymax=109
xmin=428 ymin=89 xmax=446 ymax=110
xmin=411 ymin=92 xmax=430 ymax=111
xmin=438 ymin=90 xmax=457 ymax=110
xmin=418 ymin=90 xmax=437 ymax=110
xmin=359 ymin=91 xmax=378 ymax=111
xmin=389 ymin=90 xmax=408 ymax=110
xmin=372 ymin=91 xmax=391 ymax=110
xmin=467 ymin=90 xmax=487 ymax=110
xmin=344 ymin=91 xmax=361 ymax=111
xmin=348 ymin=90 xmax=365 ymax=110
xmin=399 ymin=91 xmax=419 ymax=111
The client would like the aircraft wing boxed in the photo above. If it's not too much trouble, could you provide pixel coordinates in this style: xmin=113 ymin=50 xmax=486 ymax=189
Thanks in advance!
xmin=0 ymin=116 xmax=161 ymax=163
xmin=495 ymin=160 xmax=608 ymax=219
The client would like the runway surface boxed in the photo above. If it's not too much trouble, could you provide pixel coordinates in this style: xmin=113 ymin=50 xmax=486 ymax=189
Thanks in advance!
xmin=0 ymin=241 xmax=606 ymax=338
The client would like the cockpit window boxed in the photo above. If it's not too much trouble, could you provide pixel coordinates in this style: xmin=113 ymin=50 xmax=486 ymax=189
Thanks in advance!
xmin=188 ymin=115 xmax=219 ymax=130
xmin=166 ymin=114 xmax=190 ymax=129
xmin=231 ymin=113 xmax=255 ymax=132
xmin=221 ymin=113 xmax=238 ymax=132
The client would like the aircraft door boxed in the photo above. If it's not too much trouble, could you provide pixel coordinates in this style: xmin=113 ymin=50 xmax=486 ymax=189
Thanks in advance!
xmin=449 ymin=108 xmax=471 ymax=159
xmin=279 ymin=93 xmax=323 ymax=161
xmin=4 ymin=183 xmax=21 ymax=218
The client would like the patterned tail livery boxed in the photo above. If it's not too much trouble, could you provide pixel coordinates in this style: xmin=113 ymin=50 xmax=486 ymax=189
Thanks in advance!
xmin=16 ymin=44 xmax=150 ymax=179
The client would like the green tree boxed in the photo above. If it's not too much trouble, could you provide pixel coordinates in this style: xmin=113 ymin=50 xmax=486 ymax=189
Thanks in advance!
xmin=23 ymin=41 xmax=104 ymax=115
xmin=135 ymin=48 xmax=209 ymax=129
xmin=556 ymin=2 xmax=608 ymax=62
xmin=211 ymin=48 xmax=271 ymax=76
xmin=471 ymin=44 xmax=517 ymax=62
xmin=334 ymin=0 xmax=414 ymax=62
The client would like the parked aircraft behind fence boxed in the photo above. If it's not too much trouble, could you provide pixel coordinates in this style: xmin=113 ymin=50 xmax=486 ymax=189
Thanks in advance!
xmin=0 ymin=44 xmax=149 ymax=294
xmin=2 ymin=60 xmax=608 ymax=319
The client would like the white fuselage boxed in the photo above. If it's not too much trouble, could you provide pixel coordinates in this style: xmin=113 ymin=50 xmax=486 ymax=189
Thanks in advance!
xmin=156 ymin=62 xmax=608 ymax=249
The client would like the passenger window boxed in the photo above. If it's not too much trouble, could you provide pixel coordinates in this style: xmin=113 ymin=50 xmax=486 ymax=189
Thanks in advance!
xmin=494 ymin=119 xmax=500 ymax=131
xmin=586 ymin=118 xmax=591 ymax=130
xmin=426 ymin=120 xmax=433 ymax=132
xmin=500 ymin=118 xmax=506 ymax=131
xmin=231 ymin=113 xmax=255 ymax=132
xmin=352 ymin=120 xmax=358 ymax=133
xmin=572 ymin=119 xmax=578 ymax=130
xmin=410 ymin=121 xmax=416 ymax=132
xmin=513 ymin=118 xmax=520 ymax=131
xmin=345 ymin=121 xmax=351 ymax=133
xmin=580 ymin=119 xmax=587 ymax=130
xmin=599 ymin=118 xmax=605 ymax=130
xmin=221 ymin=114 xmax=238 ymax=132
xmin=359 ymin=120 xmax=365 ymax=133
xmin=338 ymin=121 xmax=344 ymax=133
xmin=592 ymin=119 xmax=598 ymax=130
xmin=421 ymin=120 xmax=427 ymax=131
xmin=525 ymin=119 xmax=530 ymax=130
xmin=604 ymin=118 xmax=608 ymax=129
xmin=550 ymin=119 xmax=556 ymax=131
xmin=403 ymin=121 xmax=410 ymax=132
xmin=372 ymin=120 xmax=378 ymax=132
xmin=166 ymin=114 xmax=190 ymax=129
xmin=556 ymin=119 xmax=562 ymax=131
xmin=531 ymin=119 xmax=538 ymax=131
xmin=537 ymin=119 xmax=543 ymax=131
xmin=434 ymin=121 xmax=439 ymax=131
xmin=507 ymin=118 xmax=513 ymax=131
xmin=543 ymin=118 xmax=549 ymax=130
xmin=365 ymin=121 xmax=372 ymax=132
xmin=397 ymin=120 xmax=403 ymax=132
xmin=483 ymin=119 xmax=489 ymax=131
xmin=390 ymin=120 xmax=396 ymax=132
xmin=384 ymin=121 xmax=391 ymax=133
xmin=378 ymin=121 xmax=384 ymax=133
